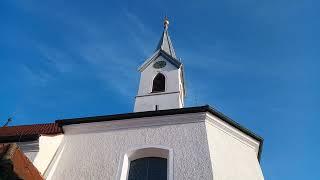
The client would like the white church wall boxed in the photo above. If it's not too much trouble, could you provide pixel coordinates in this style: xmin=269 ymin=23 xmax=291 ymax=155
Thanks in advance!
xmin=32 ymin=134 xmax=63 ymax=175
xmin=205 ymin=114 xmax=264 ymax=180
xmin=46 ymin=114 xmax=214 ymax=180
xmin=17 ymin=134 xmax=63 ymax=175
xmin=137 ymin=56 xmax=180 ymax=96
xmin=134 ymin=92 xmax=181 ymax=111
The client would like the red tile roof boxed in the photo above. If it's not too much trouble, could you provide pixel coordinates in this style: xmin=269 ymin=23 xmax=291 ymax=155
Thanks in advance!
xmin=0 ymin=123 xmax=62 ymax=143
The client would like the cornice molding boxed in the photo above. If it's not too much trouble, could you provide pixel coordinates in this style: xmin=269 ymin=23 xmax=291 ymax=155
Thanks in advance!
xmin=135 ymin=91 xmax=180 ymax=98
xmin=63 ymin=113 xmax=206 ymax=135
xmin=57 ymin=105 xmax=263 ymax=160
xmin=62 ymin=112 xmax=260 ymax=156
xmin=205 ymin=113 xmax=260 ymax=156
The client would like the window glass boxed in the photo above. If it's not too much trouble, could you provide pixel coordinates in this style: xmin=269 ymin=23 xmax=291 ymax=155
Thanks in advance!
xmin=128 ymin=157 xmax=167 ymax=180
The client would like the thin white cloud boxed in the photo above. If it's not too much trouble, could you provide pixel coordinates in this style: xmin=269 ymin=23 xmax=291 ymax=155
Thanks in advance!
xmin=76 ymin=41 xmax=138 ymax=97
xmin=36 ymin=44 xmax=75 ymax=73
xmin=123 ymin=9 xmax=158 ymax=57
xmin=12 ymin=2 xmax=177 ymax=99
xmin=21 ymin=64 xmax=53 ymax=86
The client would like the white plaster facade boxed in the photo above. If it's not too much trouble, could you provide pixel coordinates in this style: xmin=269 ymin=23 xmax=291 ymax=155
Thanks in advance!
xmin=18 ymin=134 xmax=63 ymax=175
xmin=205 ymin=114 xmax=264 ymax=180
xmin=44 ymin=112 xmax=263 ymax=180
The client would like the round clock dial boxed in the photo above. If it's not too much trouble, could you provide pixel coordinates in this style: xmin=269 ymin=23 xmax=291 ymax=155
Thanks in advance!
xmin=153 ymin=61 xmax=166 ymax=69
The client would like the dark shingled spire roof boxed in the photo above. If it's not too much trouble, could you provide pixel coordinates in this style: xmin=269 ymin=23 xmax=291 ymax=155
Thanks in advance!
xmin=155 ymin=17 xmax=177 ymax=59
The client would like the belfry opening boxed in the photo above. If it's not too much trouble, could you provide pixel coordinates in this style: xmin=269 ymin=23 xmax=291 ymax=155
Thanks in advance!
xmin=152 ymin=73 xmax=165 ymax=93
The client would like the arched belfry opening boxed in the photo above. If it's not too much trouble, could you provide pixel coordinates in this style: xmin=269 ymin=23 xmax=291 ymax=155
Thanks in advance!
xmin=152 ymin=73 xmax=165 ymax=93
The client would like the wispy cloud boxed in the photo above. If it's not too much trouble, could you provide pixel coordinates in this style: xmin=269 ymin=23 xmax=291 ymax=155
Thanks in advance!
xmin=36 ymin=44 xmax=75 ymax=74
xmin=12 ymin=2 xmax=157 ymax=98
xmin=21 ymin=64 xmax=54 ymax=86
xmin=77 ymin=42 xmax=138 ymax=96
xmin=122 ymin=9 xmax=158 ymax=57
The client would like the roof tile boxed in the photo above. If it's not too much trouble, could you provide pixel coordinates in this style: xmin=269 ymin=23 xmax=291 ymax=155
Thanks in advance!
xmin=0 ymin=123 xmax=62 ymax=138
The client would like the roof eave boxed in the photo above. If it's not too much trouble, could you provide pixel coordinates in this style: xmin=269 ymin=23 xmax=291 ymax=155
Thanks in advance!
xmin=0 ymin=134 xmax=40 ymax=143
xmin=138 ymin=50 xmax=181 ymax=72
xmin=56 ymin=105 xmax=263 ymax=160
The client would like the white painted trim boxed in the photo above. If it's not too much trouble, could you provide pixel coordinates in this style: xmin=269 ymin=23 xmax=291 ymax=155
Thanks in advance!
xmin=62 ymin=112 xmax=260 ymax=157
xmin=45 ymin=138 xmax=67 ymax=180
xmin=138 ymin=50 xmax=181 ymax=72
xmin=117 ymin=145 xmax=174 ymax=180
xmin=63 ymin=113 xmax=206 ymax=135
xmin=135 ymin=91 xmax=180 ymax=98
xmin=138 ymin=50 xmax=160 ymax=72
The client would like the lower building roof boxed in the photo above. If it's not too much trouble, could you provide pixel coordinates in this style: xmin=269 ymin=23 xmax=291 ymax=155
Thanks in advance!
xmin=0 ymin=123 xmax=62 ymax=143
xmin=0 ymin=105 xmax=263 ymax=160
xmin=56 ymin=105 xmax=264 ymax=160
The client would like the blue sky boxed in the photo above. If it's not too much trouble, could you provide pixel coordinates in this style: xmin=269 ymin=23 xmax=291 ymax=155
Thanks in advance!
xmin=0 ymin=0 xmax=319 ymax=179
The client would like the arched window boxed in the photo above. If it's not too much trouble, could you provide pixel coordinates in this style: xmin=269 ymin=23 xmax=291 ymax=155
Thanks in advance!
xmin=119 ymin=146 xmax=173 ymax=180
xmin=128 ymin=157 xmax=167 ymax=180
xmin=152 ymin=73 xmax=165 ymax=93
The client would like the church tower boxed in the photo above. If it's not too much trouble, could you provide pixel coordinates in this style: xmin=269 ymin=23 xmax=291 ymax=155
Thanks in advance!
xmin=134 ymin=18 xmax=186 ymax=112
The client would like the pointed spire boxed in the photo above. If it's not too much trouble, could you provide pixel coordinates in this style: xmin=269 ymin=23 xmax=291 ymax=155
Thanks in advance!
xmin=155 ymin=17 xmax=177 ymax=59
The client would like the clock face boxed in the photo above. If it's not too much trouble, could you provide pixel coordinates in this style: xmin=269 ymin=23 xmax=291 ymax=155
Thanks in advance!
xmin=153 ymin=61 xmax=166 ymax=69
